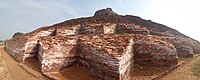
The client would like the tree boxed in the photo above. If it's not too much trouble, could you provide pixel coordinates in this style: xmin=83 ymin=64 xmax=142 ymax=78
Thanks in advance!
xmin=12 ymin=32 xmax=24 ymax=38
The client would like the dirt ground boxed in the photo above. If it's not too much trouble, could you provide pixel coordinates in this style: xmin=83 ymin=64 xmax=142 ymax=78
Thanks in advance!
xmin=161 ymin=55 xmax=200 ymax=80
xmin=0 ymin=46 xmax=46 ymax=80
xmin=0 ymin=45 xmax=200 ymax=80
xmin=0 ymin=46 xmax=13 ymax=80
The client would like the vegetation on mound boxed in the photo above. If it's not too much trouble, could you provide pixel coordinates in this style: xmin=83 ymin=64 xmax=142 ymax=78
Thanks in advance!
xmin=12 ymin=32 xmax=24 ymax=38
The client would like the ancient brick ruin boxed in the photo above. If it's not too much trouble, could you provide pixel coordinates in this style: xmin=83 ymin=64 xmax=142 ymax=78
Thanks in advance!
xmin=5 ymin=8 xmax=200 ymax=80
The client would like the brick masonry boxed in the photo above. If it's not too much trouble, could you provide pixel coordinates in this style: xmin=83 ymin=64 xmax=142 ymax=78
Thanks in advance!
xmin=5 ymin=23 xmax=179 ymax=80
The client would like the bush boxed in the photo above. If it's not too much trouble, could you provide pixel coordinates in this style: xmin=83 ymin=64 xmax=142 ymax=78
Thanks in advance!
xmin=12 ymin=32 xmax=24 ymax=38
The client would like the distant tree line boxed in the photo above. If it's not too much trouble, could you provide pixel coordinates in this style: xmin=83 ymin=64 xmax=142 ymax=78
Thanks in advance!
xmin=12 ymin=32 xmax=24 ymax=38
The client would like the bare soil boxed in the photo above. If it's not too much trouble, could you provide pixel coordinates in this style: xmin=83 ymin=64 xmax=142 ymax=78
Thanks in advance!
xmin=0 ymin=46 xmax=13 ymax=80
xmin=161 ymin=55 xmax=200 ymax=80
xmin=0 ymin=46 xmax=46 ymax=80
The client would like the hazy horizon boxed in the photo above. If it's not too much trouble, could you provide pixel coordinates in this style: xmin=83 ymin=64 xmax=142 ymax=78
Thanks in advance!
xmin=0 ymin=0 xmax=200 ymax=41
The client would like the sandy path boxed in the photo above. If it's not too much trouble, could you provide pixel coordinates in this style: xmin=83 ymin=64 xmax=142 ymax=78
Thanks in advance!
xmin=0 ymin=46 xmax=13 ymax=80
xmin=161 ymin=55 xmax=200 ymax=80
xmin=0 ymin=46 xmax=46 ymax=80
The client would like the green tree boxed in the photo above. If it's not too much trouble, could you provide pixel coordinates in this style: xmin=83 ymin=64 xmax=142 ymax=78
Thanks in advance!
xmin=12 ymin=32 xmax=24 ymax=38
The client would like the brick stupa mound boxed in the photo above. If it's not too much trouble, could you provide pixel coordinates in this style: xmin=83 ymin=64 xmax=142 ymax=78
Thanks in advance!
xmin=5 ymin=8 xmax=200 ymax=80
xmin=94 ymin=8 xmax=118 ymax=16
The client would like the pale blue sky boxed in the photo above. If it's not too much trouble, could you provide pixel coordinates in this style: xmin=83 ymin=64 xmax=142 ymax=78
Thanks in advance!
xmin=0 ymin=0 xmax=200 ymax=41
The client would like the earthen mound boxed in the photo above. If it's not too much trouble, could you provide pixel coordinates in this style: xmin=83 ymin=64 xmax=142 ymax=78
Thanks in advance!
xmin=5 ymin=8 xmax=200 ymax=80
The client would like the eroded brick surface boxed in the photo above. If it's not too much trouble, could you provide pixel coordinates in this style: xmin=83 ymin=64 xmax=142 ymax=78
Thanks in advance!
xmin=134 ymin=40 xmax=178 ymax=66
xmin=4 ymin=23 xmax=179 ymax=80
xmin=39 ymin=36 xmax=78 ymax=73
xmin=5 ymin=25 xmax=179 ymax=80
xmin=78 ymin=35 xmax=134 ymax=80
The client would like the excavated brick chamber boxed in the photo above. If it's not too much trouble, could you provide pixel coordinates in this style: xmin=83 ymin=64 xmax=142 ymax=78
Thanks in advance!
xmin=5 ymin=23 xmax=178 ymax=80
xmin=38 ymin=35 xmax=134 ymax=80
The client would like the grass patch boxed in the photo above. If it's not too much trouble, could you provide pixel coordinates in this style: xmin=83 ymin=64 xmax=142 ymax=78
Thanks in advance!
xmin=192 ymin=60 xmax=200 ymax=78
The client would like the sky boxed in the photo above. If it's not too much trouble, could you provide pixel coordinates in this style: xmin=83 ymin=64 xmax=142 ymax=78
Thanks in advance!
xmin=0 ymin=0 xmax=200 ymax=41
